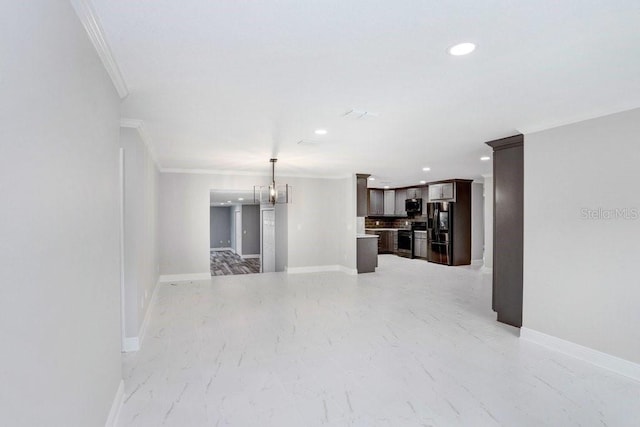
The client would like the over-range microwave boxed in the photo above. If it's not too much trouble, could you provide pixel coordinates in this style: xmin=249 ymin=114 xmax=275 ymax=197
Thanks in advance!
xmin=405 ymin=198 xmax=422 ymax=215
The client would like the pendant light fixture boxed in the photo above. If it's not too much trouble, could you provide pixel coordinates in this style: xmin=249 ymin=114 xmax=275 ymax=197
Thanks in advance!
xmin=254 ymin=158 xmax=290 ymax=205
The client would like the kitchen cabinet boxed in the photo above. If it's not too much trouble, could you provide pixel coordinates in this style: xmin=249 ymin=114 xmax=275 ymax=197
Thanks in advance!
xmin=356 ymin=174 xmax=370 ymax=217
xmin=383 ymin=190 xmax=395 ymax=215
xmin=406 ymin=187 xmax=422 ymax=199
xmin=379 ymin=230 xmax=396 ymax=254
xmin=366 ymin=229 xmax=396 ymax=254
xmin=428 ymin=182 xmax=455 ymax=201
xmin=368 ymin=189 xmax=384 ymax=216
xmin=395 ymin=189 xmax=407 ymax=216
xmin=487 ymin=134 xmax=524 ymax=328
xmin=422 ymin=187 xmax=429 ymax=216
xmin=450 ymin=181 xmax=472 ymax=265
xmin=389 ymin=231 xmax=398 ymax=253
xmin=413 ymin=231 xmax=427 ymax=258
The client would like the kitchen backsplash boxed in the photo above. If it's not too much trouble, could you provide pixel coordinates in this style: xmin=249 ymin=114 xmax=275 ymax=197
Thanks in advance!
xmin=365 ymin=217 xmax=418 ymax=229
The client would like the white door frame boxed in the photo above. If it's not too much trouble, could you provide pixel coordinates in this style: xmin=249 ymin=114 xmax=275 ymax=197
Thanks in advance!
xmin=260 ymin=207 xmax=276 ymax=273
xmin=118 ymin=148 xmax=126 ymax=351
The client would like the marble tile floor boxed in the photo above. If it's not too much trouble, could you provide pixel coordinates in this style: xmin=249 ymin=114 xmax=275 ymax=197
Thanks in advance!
xmin=119 ymin=255 xmax=640 ymax=426
xmin=210 ymin=250 xmax=260 ymax=276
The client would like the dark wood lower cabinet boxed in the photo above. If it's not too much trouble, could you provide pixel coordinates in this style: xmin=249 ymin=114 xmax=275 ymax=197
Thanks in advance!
xmin=486 ymin=134 xmax=524 ymax=328
xmin=413 ymin=232 xmax=427 ymax=258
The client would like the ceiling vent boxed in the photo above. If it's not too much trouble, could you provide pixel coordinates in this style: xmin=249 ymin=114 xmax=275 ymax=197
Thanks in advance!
xmin=343 ymin=109 xmax=379 ymax=119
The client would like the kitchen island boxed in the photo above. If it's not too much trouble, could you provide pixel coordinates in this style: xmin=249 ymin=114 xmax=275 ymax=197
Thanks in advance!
xmin=356 ymin=234 xmax=378 ymax=273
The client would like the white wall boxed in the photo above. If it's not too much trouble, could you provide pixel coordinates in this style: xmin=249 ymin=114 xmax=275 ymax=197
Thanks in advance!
xmin=471 ymin=182 xmax=485 ymax=261
xmin=159 ymin=172 xmax=356 ymax=275
xmin=284 ymin=176 xmax=355 ymax=270
xmin=275 ymin=204 xmax=289 ymax=271
xmin=343 ymin=176 xmax=358 ymax=271
xmin=160 ymin=173 xmax=262 ymax=275
xmin=0 ymin=2 xmax=122 ymax=425
xmin=483 ymin=175 xmax=494 ymax=268
xmin=523 ymin=107 xmax=640 ymax=364
xmin=121 ymin=127 xmax=159 ymax=347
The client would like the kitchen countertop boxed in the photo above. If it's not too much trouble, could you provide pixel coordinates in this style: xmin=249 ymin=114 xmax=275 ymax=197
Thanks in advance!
xmin=364 ymin=228 xmax=408 ymax=232
xmin=414 ymin=230 xmax=427 ymax=234
xmin=357 ymin=234 xmax=379 ymax=239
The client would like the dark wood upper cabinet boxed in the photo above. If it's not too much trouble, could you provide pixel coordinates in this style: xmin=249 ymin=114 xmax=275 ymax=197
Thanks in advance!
xmin=395 ymin=188 xmax=407 ymax=216
xmin=406 ymin=187 xmax=422 ymax=199
xmin=486 ymin=134 xmax=524 ymax=328
xmin=368 ymin=189 xmax=384 ymax=216
xmin=428 ymin=182 xmax=455 ymax=201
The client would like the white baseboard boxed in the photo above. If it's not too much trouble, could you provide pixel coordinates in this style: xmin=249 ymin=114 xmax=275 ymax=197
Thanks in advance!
xmin=105 ymin=379 xmax=124 ymax=427
xmin=520 ymin=327 xmax=640 ymax=382
xmin=121 ymin=280 xmax=159 ymax=353
xmin=122 ymin=336 xmax=139 ymax=352
xmin=286 ymin=265 xmax=357 ymax=275
xmin=242 ymin=254 xmax=260 ymax=259
xmin=211 ymin=247 xmax=233 ymax=252
xmin=340 ymin=266 xmax=358 ymax=275
xmin=137 ymin=282 xmax=159 ymax=346
xmin=286 ymin=265 xmax=340 ymax=274
xmin=159 ymin=272 xmax=211 ymax=282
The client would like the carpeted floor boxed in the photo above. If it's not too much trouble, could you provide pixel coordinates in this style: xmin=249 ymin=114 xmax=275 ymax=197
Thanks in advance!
xmin=210 ymin=250 xmax=260 ymax=276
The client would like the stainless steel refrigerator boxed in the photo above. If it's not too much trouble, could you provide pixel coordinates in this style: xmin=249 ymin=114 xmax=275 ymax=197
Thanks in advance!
xmin=427 ymin=202 xmax=453 ymax=265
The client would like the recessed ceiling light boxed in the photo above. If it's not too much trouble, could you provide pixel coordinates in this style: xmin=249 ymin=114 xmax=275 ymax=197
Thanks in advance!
xmin=422 ymin=167 xmax=431 ymax=171
xmin=449 ymin=42 xmax=476 ymax=56
xmin=420 ymin=180 xmax=427 ymax=184
xmin=314 ymin=129 xmax=327 ymax=135
xmin=480 ymin=156 xmax=491 ymax=161
xmin=238 ymin=197 xmax=244 ymax=201
xmin=227 ymin=200 xmax=232 ymax=203
xmin=384 ymin=185 xmax=390 ymax=189
xmin=368 ymin=177 xmax=375 ymax=181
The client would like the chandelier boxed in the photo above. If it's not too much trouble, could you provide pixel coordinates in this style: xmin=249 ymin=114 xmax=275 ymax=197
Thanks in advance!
xmin=254 ymin=158 xmax=289 ymax=205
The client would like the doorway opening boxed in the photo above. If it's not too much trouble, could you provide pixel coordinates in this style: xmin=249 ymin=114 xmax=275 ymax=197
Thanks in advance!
xmin=209 ymin=190 xmax=261 ymax=276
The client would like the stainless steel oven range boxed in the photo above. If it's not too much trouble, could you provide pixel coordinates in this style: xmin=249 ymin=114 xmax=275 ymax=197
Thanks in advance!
xmin=397 ymin=222 xmax=427 ymax=258
xmin=396 ymin=229 xmax=413 ymax=258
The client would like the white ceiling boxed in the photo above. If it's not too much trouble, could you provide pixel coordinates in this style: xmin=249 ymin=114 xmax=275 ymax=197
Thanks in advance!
xmin=92 ymin=0 xmax=640 ymax=187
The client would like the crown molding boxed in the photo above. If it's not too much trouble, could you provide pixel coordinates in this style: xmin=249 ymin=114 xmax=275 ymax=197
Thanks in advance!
xmin=485 ymin=134 xmax=524 ymax=151
xmin=70 ymin=0 xmax=129 ymax=99
xmin=160 ymin=168 xmax=350 ymax=180
xmin=516 ymin=106 xmax=640 ymax=135
xmin=120 ymin=118 xmax=160 ymax=169
xmin=161 ymin=168 xmax=270 ymax=177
